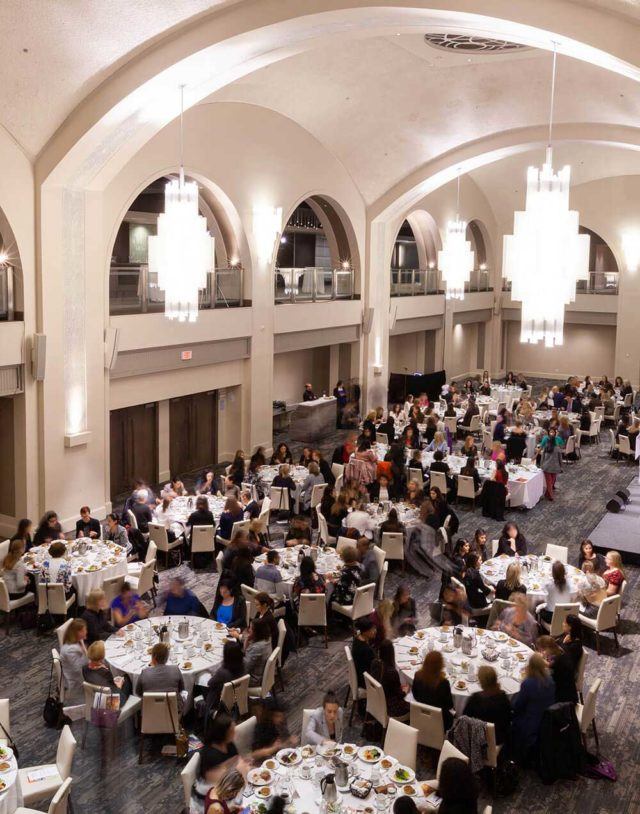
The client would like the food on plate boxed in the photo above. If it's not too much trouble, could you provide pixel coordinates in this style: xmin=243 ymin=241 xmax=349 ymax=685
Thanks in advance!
xmin=403 ymin=785 xmax=416 ymax=796
xmin=394 ymin=767 xmax=411 ymax=782
xmin=264 ymin=760 xmax=276 ymax=770
xmin=0 ymin=762 xmax=10 ymax=772
xmin=257 ymin=787 xmax=271 ymax=798
xmin=408 ymin=646 xmax=419 ymax=655
xmin=203 ymin=642 xmax=213 ymax=652
xmin=215 ymin=622 xmax=225 ymax=630
xmin=277 ymin=749 xmax=300 ymax=765
xmin=342 ymin=744 xmax=355 ymax=756
xmin=380 ymin=758 xmax=394 ymax=770
xmin=0 ymin=779 xmax=6 ymax=791
xmin=421 ymin=783 xmax=434 ymax=796
xmin=455 ymin=680 xmax=467 ymax=690
xmin=124 ymin=640 xmax=134 ymax=648
xmin=0 ymin=748 xmax=9 ymax=759
xmin=516 ymin=653 xmax=527 ymax=661
xmin=301 ymin=746 xmax=315 ymax=758
xmin=360 ymin=746 xmax=382 ymax=762
xmin=441 ymin=625 xmax=450 ymax=632
xmin=182 ymin=661 xmax=192 ymax=669
xmin=249 ymin=769 xmax=272 ymax=785
xmin=508 ymin=638 xmax=519 ymax=647
xmin=126 ymin=624 xmax=135 ymax=630
xmin=415 ymin=631 xmax=425 ymax=639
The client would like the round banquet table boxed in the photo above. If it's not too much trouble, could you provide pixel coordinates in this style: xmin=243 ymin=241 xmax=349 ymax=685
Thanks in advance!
xmin=258 ymin=465 xmax=309 ymax=512
xmin=0 ymin=745 xmax=20 ymax=814
xmin=165 ymin=495 xmax=226 ymax=525
xmin=244 ymin=743 xmax=432 ymax=812
xmin=395 ymin=626 xmax=533 ymax=716
xmin=23 ymin=539 xmax=129 ymax=606
xmin=480 ymin=555 xmax=587 ymax=610
xmin=104 ymin=615 xmax=226 ymax=697
xmin=253 ymin=544 xmax=342 ymax=593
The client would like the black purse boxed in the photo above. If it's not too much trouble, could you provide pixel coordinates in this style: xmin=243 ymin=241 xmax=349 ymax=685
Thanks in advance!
xmin=43 ymin=661 xmax=70 ymax=730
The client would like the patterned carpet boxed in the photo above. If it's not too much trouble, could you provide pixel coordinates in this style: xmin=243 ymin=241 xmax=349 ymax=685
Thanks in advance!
xmin=2 ymin=406 xmax=639 ymax=813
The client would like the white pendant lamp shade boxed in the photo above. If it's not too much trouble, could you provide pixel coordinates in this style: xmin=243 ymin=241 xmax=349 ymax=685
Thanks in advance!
xmin=503 ymin=147 xmax=589 ymax=347
xmin=148 ymin=170 xmax=215 ymax=323
xmin=438 ymin=217 xmax=474 ymax=300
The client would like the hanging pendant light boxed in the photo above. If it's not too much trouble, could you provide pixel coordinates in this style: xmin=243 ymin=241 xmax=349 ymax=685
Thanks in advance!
xmin=148 ymin=86 xmax=214 ymax=323
xmin=502 ymin=45 xmax=589 ymax=347
xmin=438 ymin=172 xmax=474 ymax=300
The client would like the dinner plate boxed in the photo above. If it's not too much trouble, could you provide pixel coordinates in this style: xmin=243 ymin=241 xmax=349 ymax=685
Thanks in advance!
xmin=378 ymin=756 xmax=397 ymax=772
xmin=358 ymin=745 xmax=383 ymax=763
xmin=391 ymin=765 xmax=416 ymax=784
xmin=276 ymin=748 xmax=301 ymax=766
xmin=0 ymin=746 xmax=13 ymax=761
xmin=492 ymin=631 xmax=508 ymax=642
xmin=248 ymin=768 xmax=274 ymax=786
xmin=340 ymin=743 xmax=358 ymax=760
xmin=317 ymin=743 xmax=341 ymax=758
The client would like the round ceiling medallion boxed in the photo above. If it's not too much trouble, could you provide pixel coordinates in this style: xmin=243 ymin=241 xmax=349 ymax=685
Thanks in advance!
xmin=423 ymin=33 xmax=528 ymax=53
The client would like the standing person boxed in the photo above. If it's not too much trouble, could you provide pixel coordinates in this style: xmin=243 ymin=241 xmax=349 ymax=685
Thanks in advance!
xmin=303 ymin=383 xmax=316 ymax=401
xmin=333 ymin=380 xmax=348 ymax=428
xmin=538 ymin=427 xmax=564 ymax=501
xmin=60 ymin=619 xmax=88 ymax=703
xmin=511 ymin=653 xmax=556 ymax=766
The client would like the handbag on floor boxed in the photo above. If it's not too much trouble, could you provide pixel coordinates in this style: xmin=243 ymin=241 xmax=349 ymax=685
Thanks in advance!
xmin=165 ymin=693 xmax=189 ymax=758
xmin=43 ymin=662 xmax=71 ymax=730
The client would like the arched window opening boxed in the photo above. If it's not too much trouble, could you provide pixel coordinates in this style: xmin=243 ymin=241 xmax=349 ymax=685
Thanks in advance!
xmin=0 ymin=215 xmax=22 ymax=322
xmin=579 ymin=226 xmax=619 ymax=294
xmin=465 ymin=220 xmax=491 ymax=293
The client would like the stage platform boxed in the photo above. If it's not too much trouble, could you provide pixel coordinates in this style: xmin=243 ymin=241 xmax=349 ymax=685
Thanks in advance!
xmin=589 ymin=473 xmax=640 ymax=565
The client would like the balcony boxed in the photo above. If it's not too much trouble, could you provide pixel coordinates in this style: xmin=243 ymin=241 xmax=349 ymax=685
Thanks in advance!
xmin=0 ymin=264 xmax=16 ymax=321
xmin=502 ymin=270 xmax=619 ymax=295
xmin=274 ymin=267 xmax=355 ymax=303
xmin=390 ymin=268 xmax=491 ymax=297
xmin=109 ymin=264 xmax=244 ymax=315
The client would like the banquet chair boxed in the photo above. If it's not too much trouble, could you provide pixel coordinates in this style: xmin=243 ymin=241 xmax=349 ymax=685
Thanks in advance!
xmin=180 ymin=752 xmax=200 ymax=811
xmin=316 ymin=511 xmax=335 ymax=547
xmin=536 ymin=602 xmax=580 ymax=637
xmin=331 ymin=462 xmax=345 ymax=480
xmin=191 ymin=525 xmax=215 ymax=565
xmin=579 ymin=594 xmax=622 ymax=653
xmin=127 ymin=541 xmax=157 ymax=577
xmin=55 ymin=618 xmax=73 ymax=650
xmin=409 ymin=700 xmax=445 ymax=751
xmin=126 ymin=560 xmax=156 ymax=606
xmin=15 ymin=777 xmax=73 ymax=814
xmin=0 ymin=698 xmax=9 ymax=744
xmin=332 ymin=583 xmax=376 ymax=625
xmin=562 ymin=436 xmax=577 ymax=462
xmin=297 ymin=593 xmax=327 ymax=648
xmin=81 ymin=682 xmax=142 ymax=748
xmin=422 ymin=741 xmax=469 ymax=790
xmin=486 ymin=599 xmax=515 ymax=630
xmin=276 ymin=619 xmax=287 ymax=689
xmin=483 ymin=721 xmax=502 ymax=774
xmin=544 ymin=543 xmax=568 ymax=564
xmin=0 ymin=577 xmax=35 ymax=635
xmin=435 ymin=527 xmax=448 ymax=556
xmin=384 ymin=719 xmax=419 ymax=769
xmin=482 ymin=430 xmax=493 ymax=454
xmin=459 ymin=413 xmax=482 ymax=436
xmin=248 ymin=647 xmax=280 ymax=699
xmin=444 ymin=416 xmax=458 ymax=437
xmin=101 ymin=576 xmax=125 ymax=606
xmin=126 ymin=510 xmax=138 ymax=530
xmin=269 ymin=487 xmax=290 ymax=521
xmin=241 ymin=584 xmax=259 ymax=626
xmin=617 ymin=434 xmax=634 ymax=462
xmin=381 ymin=532 xmax=404 ymax=570
xmin=429 ymin=471 xmax=448 ymax=495
xmin=18 ymin=724 xmax=76 ymax=806
xmin=234 ymin=716 xmax=257 ymax=755
xmin=52 ymin=649 xmax=65 ymax=704
xmin=0 ymin=540 xmax=10 ymax=569
xmin=376 ymin=433 xmax=389 ymax=445
xmin=37 ymin=583 xmax=75 ymax=618
xmin=336 ymin=536 xmax=354 ymax=555
xmin=363 ymin=672 xmax=389 ymax=731
xmin=456 ymin=475 xmax=479 ymax=510
xmin=138 ymin=692 xmax=180 ymax=763
xmin=575 ymin=678 xmax=602 ymax=750
xmin=215 ymin=550 xmax=224 ymax=575
xmin=310 ymin=483 xmax=327 ymax=512
xmin=220 ymin=675 xmax=250 ymax=718
xmin=344 ymin=646 xmax=367 ymax=724
xmin=490 ymin=539 xmax=500 ymax=558
xmin=575 ymin=650 xmax=588 ymax=703
xmin=149 ymin=523 xmax=183 ymax=568
xmin=377 ymin=561 xmax=388 ymax=601
xmin=301 ymin=708 xmax=315 ymax=745
xmin=231 ymin=520 xmax=251 ymax=541
xmin=408 ymin=467 xmax=424 ymax=486
xmin=335 ymin=474 xmax=344 ymax=494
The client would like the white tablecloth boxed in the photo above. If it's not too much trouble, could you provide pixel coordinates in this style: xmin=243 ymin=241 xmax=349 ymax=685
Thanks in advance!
xmin=0 ymin=746 xmax=20 ymax=814
xmin=394 ymin=626 xmax=532 ymax=716
xmin=104 ymin=615 xmax=226 ymax=696
xmin=480 ymin=556 xmax=587 ymax=609
xmin=165 ymin=495 xmax=226 ymax=525
xmin=24 ymin=539 xmax=129 ymax=605
xmin=258 ymin=465 xmax=309 ymax=512
xmin=253 ymin=545 xmax=342 ymax=591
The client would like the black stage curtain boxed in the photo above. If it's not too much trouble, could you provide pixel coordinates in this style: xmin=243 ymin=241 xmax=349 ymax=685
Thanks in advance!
xmin=388 ymin=370 xmax=446 ymax=405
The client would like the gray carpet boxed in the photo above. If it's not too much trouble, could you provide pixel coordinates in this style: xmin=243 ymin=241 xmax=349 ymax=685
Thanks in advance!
xmin=2 ymin=413 xmax=639 ymax=813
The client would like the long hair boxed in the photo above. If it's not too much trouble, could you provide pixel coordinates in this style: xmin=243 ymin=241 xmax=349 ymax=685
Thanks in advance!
xmin=415 ymin=651 xmax=445 ymax=689
xmin=3 ymin=538 xmax=25 ymax=570
xmin=552 ymin=560 xmax=567 ymax=589
xmin=526 ymin=653 xmax=550 ymax=683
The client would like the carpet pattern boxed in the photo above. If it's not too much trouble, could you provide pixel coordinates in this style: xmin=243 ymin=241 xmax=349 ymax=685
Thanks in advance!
xmin=2 ymin=398 xmax=639 ymax=813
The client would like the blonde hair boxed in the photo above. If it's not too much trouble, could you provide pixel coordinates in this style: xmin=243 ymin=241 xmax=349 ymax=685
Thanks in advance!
xmin=504 ymin=563 xmax=521 ymax=591
xmin=477 ymin=665 xmax=500 ymax=692
xmin=3 ymin=538 xmax=25 ymax=571
xmin=279 ymin=464 xmax=290 ymax=478
xmin=526 ymin=653 xmax=550 ymax=682
xmin=366 ymin=410 xmax=377 ymax=422
xmin=85 ymin=589 xmax=106 ymax=612
xmin=340 ymin=546 xmax=358 ymax=566
xmin=87 ymin=640 xmax=105 ymax=662
xmin=377 ymin=598 xmax=394 ymax=624
xmin=63 ymin=619 xmax=87 ymax=645
xmin=606 ymin=550 xmax=624 ymax=574
xmin=508 ymin=592 xmax=529 ymax=611
xmin=433 ymin=432 xmax=444 ymax=445
xmin=215 ymin=768 xmax=245 ymax=801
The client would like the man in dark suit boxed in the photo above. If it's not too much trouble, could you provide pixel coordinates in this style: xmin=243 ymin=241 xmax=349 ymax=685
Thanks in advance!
xmin=138 ymin=643 xmax=186 ymax=709
xmin=368 ymin=473 xmax=398 ymax=503
xmin=303 ymin=383 xmax=316 ymax=401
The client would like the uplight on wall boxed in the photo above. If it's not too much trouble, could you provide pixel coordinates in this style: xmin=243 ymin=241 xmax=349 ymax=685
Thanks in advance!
xmin=622 ymin=231 xmax=640 ymax=272
xmin=252 ymin=206 xmax=283 ymax=264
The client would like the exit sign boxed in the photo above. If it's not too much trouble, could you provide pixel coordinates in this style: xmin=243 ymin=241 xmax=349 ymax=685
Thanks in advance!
xmin=180 ymin=350 xmax=193 ymax=361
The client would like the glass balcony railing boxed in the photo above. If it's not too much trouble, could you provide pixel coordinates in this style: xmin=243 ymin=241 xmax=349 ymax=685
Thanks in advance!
xmin=109 ymin=265 xmax=244 ymax=315
xmin=274 ymin=267 xmax=355 ymax=303
xmin=0 ymin=264 xmax=15 ymax=321
xmin=390 ymin=268 xmax=440 ymax=296
xmin=503 ymin=271 xmax=619 ymax=295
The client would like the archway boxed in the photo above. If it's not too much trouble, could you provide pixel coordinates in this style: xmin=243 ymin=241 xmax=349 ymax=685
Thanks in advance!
xmin=579 ymin=225 xmax=620 ymax=293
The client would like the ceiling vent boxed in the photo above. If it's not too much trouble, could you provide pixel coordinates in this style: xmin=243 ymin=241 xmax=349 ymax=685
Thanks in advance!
xmin=423 ymin=33 xmax=528 ymax=54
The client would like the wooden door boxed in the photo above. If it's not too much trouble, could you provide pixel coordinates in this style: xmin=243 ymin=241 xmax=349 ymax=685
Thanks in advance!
xmin=110 ymin=403 xmax=158 ymax=500
xmin=169 ymin=390 xmax=217 ymax=477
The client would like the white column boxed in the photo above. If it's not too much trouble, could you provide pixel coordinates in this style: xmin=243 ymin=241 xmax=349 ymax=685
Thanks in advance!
xmin=158 ymin=400 xmax=171 ymax=482
xmin=362 ymin=219 xmax=393 ymax=413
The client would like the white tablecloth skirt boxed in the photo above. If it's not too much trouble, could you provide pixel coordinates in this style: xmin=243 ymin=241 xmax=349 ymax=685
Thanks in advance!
xmin=508 ymin=470 xmax=544 ymax=509
xmin=0 ymin=754 xmax=20 ymax=814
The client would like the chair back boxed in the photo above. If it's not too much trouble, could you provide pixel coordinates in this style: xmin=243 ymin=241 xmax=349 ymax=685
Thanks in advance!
xmin=408 ymin=467 xmax=424 ymax=485
xmin=482 ymin=429 xmax=493 ymax=453
xmin=82 ymin=681 xmax=112 ymax=723
xmin=0 ymin=579 xmax=10 ymax=613
xmin=136 ymin=559 xmax=156 ymax=598
xmin=148 ymin=523 xmax=169 ymax=552
xmin=191 ymin=525 xmax=215 ymax=554
xmin=301 ymin=708 xmax=315 ymax=745
xmin=52 ymin=648 xmax=65 ymax=702
xmin=241 ymin=584 xmax=259 ymax=625
xmin=102 ymin=575 xmax=125 ymax=606
xmin=409 ymin=700 xmax=444 ymax=750
xmin=220 ymin=674 xmax=250 ymax=717
xmin=596 ymin=594 xmax=621 ymax=630
xmin=384 ymin=718 xmax=419 ymax=769
xmin=594 ymin=406 xmax=605 ymax=420
xmin=276 ymin=619 xmax=287 ymax=666
xmin=0 ymin=540 xmax=10 ymax=570
xmin=469 ymin=414 xmax=482 ymax=433
xmin=215 ymin=550 xmax=224 ymax=574
xmin=298 ymin=593 xmax=327 ymax=628
xmin=231 ymin=520 xmax=251 ymax=541
xmin=336 ymin=536 xmax=354 ymax=555
xmin=181 ymin=752 xmax=201 ymax=810
xmin=317 ymin=511 xmax=330 ymax=545
xmin=575 ymin=650 xmax=588 ymax=695
xmin=377 ymin=561 xmax=388 ymax=601
xmin=484 ymin=722 xmax=499 ymax=769
xmin=331 ymin=463 xmax=345 ymax=479
xmin=381 ymin=532 xmax=404 ymax=562
xmin=37 ymin=583 xmax=71 ymax=616
xmin=457 ymin=475 xmax=476 ymax=500
xmin=435 ymin=527 xmax=447 ymax=555
xmin=564 ymin=436 xmax=576 ymax=457
xmin=56 ymin=618 xmax=73 ymax=650
xmin=258 ymin=497 xmax=271 ymax=525
xmin=141 ymin=692 xmax=180 ymax=734
xmin=352 ymin=583 xmax=376 ymax=619
xmin=48 ymin=777 xmax=73 ymax=814
xmin=345 ymin=646 xmax=360 ymax=701
xmin=310 ymin=483 xmax=327 ymax=509
xmin=544 ymin=543 xmax=568 ymax=563
xmin=548 ymin=602 xmax=580 ymax=637
xmin=376 ymin=433 xmax=389 ymax=445
xmin=145 ymin=540 xmax=158 ymax=563
xmin=429 ymin=470 xmax=447 ymax=494
xmin=269 ymin=487 xmax=290 ymax=512
xmin=334 ymin=474 xmax=344 ymax=493
xmin=0 ymin=698 xmax=9 ymax=743
xmin=254 ymin=578 xmax=279 ymax=596
xmin=372 ymin=544 xmax=386 ymax=577
xmin=444 ymin=416 xmax=458 ymax=436
xmin=436 ymin=741 xmax=469 ymax=779
xmin=486 ymin=598 xmax=515 ymax=630
xmin=127 ymin=509 xmax=138 ymax=530
xmin=580 ymin=678 xmax=602 ymax=733
xmin=234 ymin=715 xmax=256 ymax=755
xmin=363 ymin=671 xmax=388 ymax=728
xmin=261 ymin=647 xmax=280 ymax=697
xmin=491 ymin=539 xmax=499 ymax=557
xmin=56 ymin=724 xmax=77 ymax=780
xmin=619 ymin=434 xmax=632 ymax=456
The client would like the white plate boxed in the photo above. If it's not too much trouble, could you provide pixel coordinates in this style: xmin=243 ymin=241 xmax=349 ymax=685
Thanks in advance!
xmin=378 ymin=756 xmax=398 ymax=772
xmin=0 ymin=746 xmax=13 ymax=762
xmin=492 ymin=631 xmax=508 ymax=642
xmin=248 ymin=768 xmax=274 ymax=786
xmin=317 ymin=743 xmax=341 ymax=758
xmin=340 ymin=743 xmax=358 ymax=760
xmin=358 ymin=745 xmax=383 ymax=763
xmin=276 ymin=748 xmax=301 ymax=766
xmin=391 ymin=764 xmax=416 ymax=784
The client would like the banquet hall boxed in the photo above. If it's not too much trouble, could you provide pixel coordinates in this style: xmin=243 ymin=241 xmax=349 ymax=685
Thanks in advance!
xmin=1 ymin=2 xmax=640 ymax=813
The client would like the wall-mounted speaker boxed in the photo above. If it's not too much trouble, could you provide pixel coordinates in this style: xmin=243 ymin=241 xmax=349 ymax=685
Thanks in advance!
xmin=104 ymin=326 xmax=120 ymax=370
xmin=362 ymin=307 xmax=374 ymax=335
xmin=30 ymin=333 xmax=46 ymax=381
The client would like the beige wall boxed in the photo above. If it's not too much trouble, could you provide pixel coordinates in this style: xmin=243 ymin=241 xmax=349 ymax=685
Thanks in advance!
xmin=273 ymin=348 xmax=331 ymax=404
xmin=389 ymin=333 xmax=422 ymax=373
xmin=449 ymin=322 xmax=479 ymax=379
xmin=505 ymin=321 xmax=616 ymax=379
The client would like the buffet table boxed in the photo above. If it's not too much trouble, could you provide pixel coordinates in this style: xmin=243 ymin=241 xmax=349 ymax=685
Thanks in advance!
xmin=289 ymin=396 xmax=337 ymax=442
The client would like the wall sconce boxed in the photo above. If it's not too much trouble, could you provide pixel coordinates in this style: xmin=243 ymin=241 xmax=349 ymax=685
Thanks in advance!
xmin=252 ymin=206 xmax=282 ymax=264
xmin=622 ymin=231 xmax=640 ymax=272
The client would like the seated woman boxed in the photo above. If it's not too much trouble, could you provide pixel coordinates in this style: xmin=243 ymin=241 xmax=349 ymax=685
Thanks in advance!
xmin=211 ymin=577 xmax=247 ymax=630
xmin=493 ymin=593 xmax=537 ymax=647
xmin=199 ymin=768 xmax=245 ymax=814
xmin=33 ymin=511 xmax=65 ymax=547
xmin=370 ymin=597 xmax=394 ymax=647
xmin=463 ymin=665 xmax=512 ymax=745
xmin=252 ymin=700 xmax=296 ymax=760
xmin=104 ymin=513 xmax=131 ymax=553
xmin=196 ymin=470 xmax=217 ymax=496
xmin=330 ymin=547 xmax=362 ymax=607
xmin=412 ymin=651 xmax=454 ymax=730
xmin=40 ymin=541 xmax=74 ymax=598
xmin=426 ymin=431 xmax=448 ymax=455
xmin=371 ymin=639 xmax=410 ymax=719
xmin=471 ymin=527 xmax=489 ymax=562
xmin=153 ymin=497 xmax=184 ymax=543
xmin=60 ymin=619 xmax=89 ymax=703
xmin=327 ymin=494 xmax=350 ymax=539
xmin=81 ymin=588 xmax=115 ymax=643
xmin=82 ymin=640 xmax=130 ymax=705
xmin=405 ymin=479 xmax=424 ymax=507
xmin=463 ymin=552 xmax=492 ymax=613
xmin=459 ymin=455 xmax=481 ymax=493
xmin=577 ymin=539 xmax=606 ymax=574
xmin=243 ymin=617 xmax=273 ymax=686
xmin=270 ymin=443 xmax=293 ymax=466
xmin=580 ymin=550 xmax=625 ymax=618
xmin=1 ymin=539 xmax=30 ymax=598
xmin=490 ymin=440 xmax=506 ymax=463
xmin=497 ymin=522 xmax=527 ymax=556
xmin=438 ymin=758 xmax=479 ymax=814
xmin=303 ymin=690 xmax=344 ymax=745
xmin=391 ymin=584 xmax=417 ymax=634
xmin=203 ymin=641 xmax=246 ymax=722
xmin=538 ymin=561 xmax=573 ymax=625
xmin=460 ymin=434 xmax=479 ymax=459
xmin=299 ymin=462 xmax=325 ymax=512
xmin=10 ymin=518 xmax=33 ymax=552
xmin=345 ymin=441 xmax=378 ymax=487
xmin=111 ymin=582 xmax=148 ymax=628
xmin=494 ymin=562 xmax=527 ymax=601
xmin=560 ymin=614 xmax=584 ymax=672
xmin=217 ymin=497 xmax=244 ymax=542
xmin=191 ymin=715 xmax=241 ymax=814
xmin=379 ymin=507 xmax=405 ymax=536
xmin=511 ymin=653 xmax=556 ymax=766
xmin=368 ymin=473 xmax=398 ymax=503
